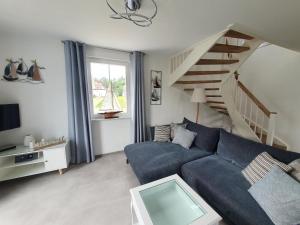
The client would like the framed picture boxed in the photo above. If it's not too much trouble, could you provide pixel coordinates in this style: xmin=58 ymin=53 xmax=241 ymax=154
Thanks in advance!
xmin=150 ymin=70 xmax=162 ymax=105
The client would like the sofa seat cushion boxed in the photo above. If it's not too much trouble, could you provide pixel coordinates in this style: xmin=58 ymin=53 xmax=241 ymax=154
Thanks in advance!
xmin=124 ymin=142 xmax=212 ymax=184
xmin=181 ymin=155 xmax=274 ymax=225
xmin=217 ymin=129 xmax=300 ymax=169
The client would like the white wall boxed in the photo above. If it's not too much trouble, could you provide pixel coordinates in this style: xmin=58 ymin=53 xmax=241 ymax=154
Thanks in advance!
xmin=240 ymin=45 xmax=300 ymax=152
xmin=0 ymin=33 xmax=68 ymax=146
xmin=0 ymin=33 xmax=230 ymax=154
xmin=86 ymin=46 xmax=132 ymax=155
xmin=144 ymin=54 xmax=229 ymax=127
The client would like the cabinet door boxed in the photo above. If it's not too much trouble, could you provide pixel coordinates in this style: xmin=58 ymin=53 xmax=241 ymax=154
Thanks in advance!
xmin=44 ymin=148 xmax=67 ymax=171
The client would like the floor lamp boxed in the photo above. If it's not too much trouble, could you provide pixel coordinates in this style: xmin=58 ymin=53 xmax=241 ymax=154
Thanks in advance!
xmin=191 ymin=88 xmax=207 ymax=123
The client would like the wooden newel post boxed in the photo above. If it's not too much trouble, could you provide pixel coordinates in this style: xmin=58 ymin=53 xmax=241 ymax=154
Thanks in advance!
xmin=266 ymin=113 xmax=276 ymax=146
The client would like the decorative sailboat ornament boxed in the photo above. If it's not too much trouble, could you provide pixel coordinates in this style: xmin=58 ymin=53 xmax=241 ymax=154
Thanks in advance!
xmin=99 ymin=81 xmax=122 ymax=119
xmin=3 ymin=58 xmax=19 ymax=81
xmin=151 ymin=89 xmax=159 ymax=102
xmin=27 ymin=60 xmax=45 ymax=83
xmin=16 ymin=58 xmax=28 ymax=79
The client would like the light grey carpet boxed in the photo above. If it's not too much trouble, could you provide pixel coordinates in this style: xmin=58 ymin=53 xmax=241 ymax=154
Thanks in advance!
xmin=0 ymin=152 xmax=227 ymax=225
xmin=0 ymin=152 xmax=139 ymax=225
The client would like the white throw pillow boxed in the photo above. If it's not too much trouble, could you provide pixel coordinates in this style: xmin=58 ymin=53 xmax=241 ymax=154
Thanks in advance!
xmin=172 ymin=126 xmax=197 ymax=149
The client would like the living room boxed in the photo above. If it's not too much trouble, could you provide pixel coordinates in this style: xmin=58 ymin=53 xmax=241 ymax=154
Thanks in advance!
xmin=0 ymin=1 xmax=299 ymax=225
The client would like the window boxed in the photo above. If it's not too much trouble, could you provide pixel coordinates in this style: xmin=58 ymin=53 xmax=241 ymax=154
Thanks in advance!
xmin=88 ymin=59 xmax=130 ymax=118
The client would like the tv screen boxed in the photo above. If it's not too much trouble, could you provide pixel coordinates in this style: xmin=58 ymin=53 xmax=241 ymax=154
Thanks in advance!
xmin=0 ymin=104 xmax=21 ymax=132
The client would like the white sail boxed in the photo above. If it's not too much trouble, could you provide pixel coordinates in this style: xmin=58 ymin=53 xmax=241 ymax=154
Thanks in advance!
xmin=101 ymin=82 xmax=121 ymax=111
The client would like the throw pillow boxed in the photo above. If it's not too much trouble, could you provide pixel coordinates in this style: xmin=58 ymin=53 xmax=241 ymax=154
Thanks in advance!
xmin=289 ymin=159 xmax=300 ymax=182
xmin=249 ymin=166 xmax=300 ymax=225
xmin=242 ymin=152 xmax=293 ymax=185
xmin=172 ymin=126 xmax=197 ymax=149
xmin=183 ymin=117 xmax=220 ymax=152
xmin=154 ymin=125 xmax=171 ymax=142
xmin=170 ymin=123 xmax=187 ymax=140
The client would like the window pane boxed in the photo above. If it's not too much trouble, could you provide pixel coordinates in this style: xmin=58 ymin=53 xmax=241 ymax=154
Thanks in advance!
xmin=90 ymin=63 xmax=109 ymax=114
xmin=110 ymin=65 xmax=127 ymax=113
xmin=90 ymin=62 xmax=128 ymax=114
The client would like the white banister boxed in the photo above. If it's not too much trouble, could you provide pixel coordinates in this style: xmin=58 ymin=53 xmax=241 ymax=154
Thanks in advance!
xmin=266 ymin=113 xmax=276 ymax=145
xmin=222 ymin=75 xmax=289 ymax=149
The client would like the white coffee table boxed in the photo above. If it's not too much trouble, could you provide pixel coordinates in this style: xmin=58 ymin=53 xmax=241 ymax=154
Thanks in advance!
xmin=130 ymin=174 xmax=222 ymax=225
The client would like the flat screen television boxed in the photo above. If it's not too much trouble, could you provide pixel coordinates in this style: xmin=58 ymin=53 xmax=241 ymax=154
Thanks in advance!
xmin=0 ymin=104 xmax=21 ymax=132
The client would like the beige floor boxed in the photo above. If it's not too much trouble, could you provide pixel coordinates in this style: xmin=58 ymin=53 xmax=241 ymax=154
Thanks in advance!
xmin=0 ymin=152 xmax=139 ymax=225
xmin=0 ymin=152 xmax=227 ymax=225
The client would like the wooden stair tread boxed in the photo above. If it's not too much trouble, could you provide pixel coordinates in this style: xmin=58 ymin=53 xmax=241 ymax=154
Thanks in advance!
xmin=206 ymin=95 xmax=222 ymax=98
xmin=176 ymin=80 xmax=222 ymax=84
xmin=205 ymin=88 xmax=220 ymax=91
xmin=196 ymin=59 xmax=239 ymax=65
xmin=185 ymin=70 xmax=230 ymax=76
xmin=224 ymin=30 xmax=254 ymax=40
xmin=218 ymin=110 xmax=229 ymax=115
xmin=209 ymin=44 xmax=250 ymax=53
xmin=207 ymin=101 xmax=224 ymax=104
xmin=184 ymin=88 xmax=220 ymax=91
xmin=210 ymin=105 xmax=227 ymax=110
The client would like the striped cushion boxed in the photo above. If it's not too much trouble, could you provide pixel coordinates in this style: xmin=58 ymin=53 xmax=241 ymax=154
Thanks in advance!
xmin=242 ymin=152 xmax=293 ymax=185
xmin=154 ymin=125 xmax=171 ymax=142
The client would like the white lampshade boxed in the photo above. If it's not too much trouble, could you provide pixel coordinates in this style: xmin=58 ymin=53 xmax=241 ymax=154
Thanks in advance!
xmin=191 ymin=88 xmax=206 ymax=103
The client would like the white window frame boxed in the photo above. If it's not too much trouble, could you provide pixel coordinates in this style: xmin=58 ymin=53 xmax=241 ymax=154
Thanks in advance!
xmin=87 ymin=57 xmax=131 ymax=120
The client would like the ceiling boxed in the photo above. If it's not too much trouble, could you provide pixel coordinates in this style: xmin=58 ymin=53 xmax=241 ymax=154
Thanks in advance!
xmin=0 ymin=0 xmax=300 ymax=55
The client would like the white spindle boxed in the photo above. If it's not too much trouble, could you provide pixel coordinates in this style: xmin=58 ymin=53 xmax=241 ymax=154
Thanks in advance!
xmin=266 ymin=113 xmax=276 ymax=146
xmin=235 ymin=81 xmax=239 ymax=106
xmin=243 ymin=95 xmax=248 ymax=119
xmin=239 ymin=90 xmax=243 ymax=113
xmin=254 ymin=107 xmax=259 ymax=134
xmin=260 ymin=114 xmax=265 ymax=141
xmin=250 ymin=100 xmax=253 ymax=124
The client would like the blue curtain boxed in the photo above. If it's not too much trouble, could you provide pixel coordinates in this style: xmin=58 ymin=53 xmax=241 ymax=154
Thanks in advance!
xmin=131 ymin=52 xmax=146 ymax=143
xmin=63 ymin=41 xmax=95 ymax=164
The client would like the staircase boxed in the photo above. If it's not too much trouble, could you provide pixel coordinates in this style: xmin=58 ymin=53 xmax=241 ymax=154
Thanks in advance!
xmin=169 ymin=25 xmax=289 ymax=150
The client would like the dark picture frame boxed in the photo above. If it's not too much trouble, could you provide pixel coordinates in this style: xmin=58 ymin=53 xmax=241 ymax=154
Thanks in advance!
xmin=150 ymin=70 xmax=162 ymax=105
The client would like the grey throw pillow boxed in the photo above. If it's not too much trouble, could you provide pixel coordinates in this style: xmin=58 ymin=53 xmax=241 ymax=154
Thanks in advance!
xmin=172 ymin=126 xmax=197 ymax=149
xmin=170 ymin=123 xmax=187 ymax=140
xmin=289 ymin=159 xmax=300 ymax=182
xmin=249 ymin=166 xmax=300 ymax=225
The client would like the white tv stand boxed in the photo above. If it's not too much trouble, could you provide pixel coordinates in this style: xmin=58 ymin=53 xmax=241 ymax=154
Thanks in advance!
xmin=0 ymin=142 xmax=70 ymax=182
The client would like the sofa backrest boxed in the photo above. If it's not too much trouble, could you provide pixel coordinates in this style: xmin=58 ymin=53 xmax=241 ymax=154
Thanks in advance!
xmin=183 ymin=118 xmax=220 ymax=153
xmin=217 ymin=129 xmax=300 ymax=168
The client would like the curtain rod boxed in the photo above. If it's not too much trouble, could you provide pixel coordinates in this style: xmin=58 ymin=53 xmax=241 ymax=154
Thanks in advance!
xmin=87 ymin=44 xmax=132 ymax=53
xmin=61 ymin=40 xmax=132 ymax=54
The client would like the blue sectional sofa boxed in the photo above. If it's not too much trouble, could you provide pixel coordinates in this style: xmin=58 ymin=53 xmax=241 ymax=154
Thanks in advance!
xmin=124 ymin=119 xmax=300 ymax=225
xmin=124 ymin=142 xmax=213 ymax=184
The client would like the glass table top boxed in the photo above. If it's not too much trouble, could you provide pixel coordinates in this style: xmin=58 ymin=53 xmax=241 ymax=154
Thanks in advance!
xmin=140 ymin=180 xmax=206 ymax=225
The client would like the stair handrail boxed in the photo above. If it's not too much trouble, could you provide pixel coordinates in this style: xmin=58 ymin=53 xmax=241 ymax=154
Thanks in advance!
xmin=226 ymin=75 xmax=289 ymax=149
xmin=236 ymin=80 xmax=276 ymax=118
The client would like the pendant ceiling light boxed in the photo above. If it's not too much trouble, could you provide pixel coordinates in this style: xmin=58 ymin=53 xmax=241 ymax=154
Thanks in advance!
xmin=106 ymin=0 xmax=158 ymax=27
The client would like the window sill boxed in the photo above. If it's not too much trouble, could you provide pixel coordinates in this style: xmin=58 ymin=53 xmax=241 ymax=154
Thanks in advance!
xmin=92 ymin=116 xmax=131 ymax=122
